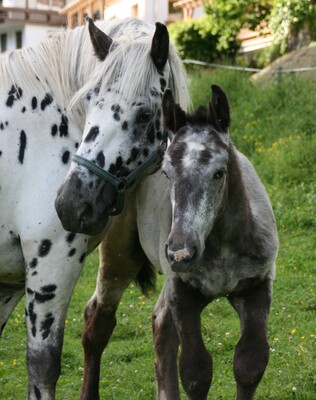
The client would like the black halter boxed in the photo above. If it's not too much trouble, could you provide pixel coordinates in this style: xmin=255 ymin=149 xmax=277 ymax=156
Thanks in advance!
xmin=71 ymin=135 xmax=168 ymax=216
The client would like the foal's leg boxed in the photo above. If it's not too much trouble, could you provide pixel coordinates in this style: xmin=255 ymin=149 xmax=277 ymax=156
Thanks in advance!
xmin=228 ymin=278 xmax=272 ymax=400
xmin=152 ymin=283 xmax=180 ymax=400
xmin=80 ymin=201 xmax=152 ymax=400
xmin=168 ymin=278 xmax=212 ymax=400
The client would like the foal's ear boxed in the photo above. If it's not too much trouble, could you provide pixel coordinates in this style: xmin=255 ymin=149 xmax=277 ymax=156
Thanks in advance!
xmin=208 ymin=84 xmax=230 ymax=132
xmin=151 ymin=23 xmax=169 ymax=72
xmin=162 ymin=89 xmax=186 ymax=133
xmin=87 ymin=17 xmax=113 ymax=61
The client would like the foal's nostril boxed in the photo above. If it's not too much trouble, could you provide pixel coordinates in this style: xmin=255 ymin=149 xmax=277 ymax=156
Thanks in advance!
xmin=188 ymin=246 xmax=197 ymax=262
xmin=183 ymin=253 xmax=195 ymax=264
xmin=165 ymin=244 xmax=174 ymax=263
xmin=165 ymin=241 xmax=198 ymax=273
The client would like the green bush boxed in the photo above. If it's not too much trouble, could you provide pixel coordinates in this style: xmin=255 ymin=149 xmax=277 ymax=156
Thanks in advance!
xmin=168 ymin=16 xmax=240 ymax=62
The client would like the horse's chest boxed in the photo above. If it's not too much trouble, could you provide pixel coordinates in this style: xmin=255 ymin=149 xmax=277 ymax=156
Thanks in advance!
xmin=181 ymin=248 xmax=267 ymax=298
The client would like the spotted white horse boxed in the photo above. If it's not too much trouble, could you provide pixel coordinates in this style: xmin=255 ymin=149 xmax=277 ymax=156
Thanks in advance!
xmin=0 ymin=18 xmax=189 ymax=399
xmin=80 ymin=86 xmax=278 ymax=400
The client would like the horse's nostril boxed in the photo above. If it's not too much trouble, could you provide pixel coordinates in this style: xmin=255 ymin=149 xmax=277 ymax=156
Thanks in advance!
xmin=80 ymin=202 xmax=93 ymax=223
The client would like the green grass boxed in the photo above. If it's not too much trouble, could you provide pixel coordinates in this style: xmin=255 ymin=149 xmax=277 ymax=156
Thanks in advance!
xmin=0 ymin=69 xmax=315 ymax=399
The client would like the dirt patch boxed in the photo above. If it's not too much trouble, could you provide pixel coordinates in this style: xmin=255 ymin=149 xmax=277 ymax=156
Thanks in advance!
xmin=251 ymin=42 xmax=316 ymax=84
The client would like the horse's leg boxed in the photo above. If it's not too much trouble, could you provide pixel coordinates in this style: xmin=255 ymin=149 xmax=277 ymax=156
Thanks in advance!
xmin=23 ymin=233 xmax=88 ymax=400
xmin=80 ymin=199 xmax=153 ymax=400
xmin=167 ymin=277 xmax=212 ymax=400
xmin=0 ymin=284 xmax=24 ymax=334
xmin=228 ymin=278 xmax=272 ymax=400
xmin=152 ymin=283 xmax=180 ymax=400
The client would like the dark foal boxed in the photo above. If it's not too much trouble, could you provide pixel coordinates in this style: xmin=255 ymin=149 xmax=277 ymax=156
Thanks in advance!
xmin=80 ymin=85 xmax=278 ymax=400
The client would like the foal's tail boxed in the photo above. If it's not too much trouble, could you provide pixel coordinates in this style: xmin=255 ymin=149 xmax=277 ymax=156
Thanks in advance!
xmin=135 ymin=259 xmax=156 ymax=296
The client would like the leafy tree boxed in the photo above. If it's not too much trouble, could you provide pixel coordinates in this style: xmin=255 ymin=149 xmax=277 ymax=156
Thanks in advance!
xmin=204 ymin=0 xmax=272 ymax=31
xmin=169 ymin=0 xmax=316 ymax=63
xmin=269 ymin=0 xmax=315 ymax=53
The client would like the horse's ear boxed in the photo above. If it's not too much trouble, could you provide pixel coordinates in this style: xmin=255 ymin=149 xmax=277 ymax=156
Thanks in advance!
xmin=208 ymin=84 xmax=230 ymax=132
xmin=162 ymin=89 xmax=186 ymax=133
xmin=151 ymin=22 xmax=169 ymax=71
xmin=87 ymin=17 xmax=113 ymax=61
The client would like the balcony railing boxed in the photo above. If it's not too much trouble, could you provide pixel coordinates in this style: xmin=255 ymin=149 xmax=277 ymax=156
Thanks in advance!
xmin=0 ymin=6 xmax=66 ymax=25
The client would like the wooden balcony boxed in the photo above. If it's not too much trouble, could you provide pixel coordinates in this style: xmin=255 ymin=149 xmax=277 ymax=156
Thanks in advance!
xmin=0 ymin=6 xmax=66 ymax=26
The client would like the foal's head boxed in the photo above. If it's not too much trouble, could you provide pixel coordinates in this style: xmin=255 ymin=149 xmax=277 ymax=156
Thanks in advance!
xmin=162 ymin=85 xmax=231 ymax=272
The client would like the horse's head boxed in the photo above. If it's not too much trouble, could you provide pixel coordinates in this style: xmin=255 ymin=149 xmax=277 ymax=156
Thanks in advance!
xmin=55 ymin=18 xmax=189 ymax=236
xmin=162 ymin=85 xmax=231 ymax=273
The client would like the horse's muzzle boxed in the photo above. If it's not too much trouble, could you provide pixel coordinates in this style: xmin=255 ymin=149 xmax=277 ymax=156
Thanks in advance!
xmin=55 ymin=174 xmax=116 ymax=236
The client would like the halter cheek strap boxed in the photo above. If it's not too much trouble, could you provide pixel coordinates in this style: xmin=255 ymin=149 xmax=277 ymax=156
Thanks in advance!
xmin=71 ymin=135 xmax=168 ymax=216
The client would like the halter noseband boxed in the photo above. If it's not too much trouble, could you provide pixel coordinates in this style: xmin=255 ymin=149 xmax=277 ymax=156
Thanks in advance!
xmin=71 ymin=135 xmax=168 ymax=216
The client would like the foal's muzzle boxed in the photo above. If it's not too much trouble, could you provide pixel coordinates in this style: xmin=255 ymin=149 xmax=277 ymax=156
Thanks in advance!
xmin=165 ymin=243 xmax=198 ymax=273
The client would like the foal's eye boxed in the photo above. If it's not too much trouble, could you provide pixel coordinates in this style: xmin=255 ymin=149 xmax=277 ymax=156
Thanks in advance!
xmin=136 ymin=110 xmax=152 ymax=124
xmin=213 ymin=169 xmax=226 ymax=180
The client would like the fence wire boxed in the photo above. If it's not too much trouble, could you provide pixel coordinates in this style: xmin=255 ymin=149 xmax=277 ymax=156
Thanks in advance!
xmin=183 ymin=59 xmax=316 ymax=74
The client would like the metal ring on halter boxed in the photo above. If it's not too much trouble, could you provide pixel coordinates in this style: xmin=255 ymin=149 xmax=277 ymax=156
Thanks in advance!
xmin=71 ymin=134 xmax=168 ymax=216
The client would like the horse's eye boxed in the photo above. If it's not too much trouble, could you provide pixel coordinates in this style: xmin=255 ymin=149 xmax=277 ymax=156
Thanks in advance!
xmin=213 ymin=169 xmax=225 ymax=180
xmin=136 ymin=111 xmax=152 ymax=124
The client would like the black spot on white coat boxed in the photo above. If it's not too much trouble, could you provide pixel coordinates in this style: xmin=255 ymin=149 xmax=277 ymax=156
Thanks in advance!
xmin=29 ymin=258 xmax=38 ymax=269
xmin=96 ymin=151 xmax=105 ymax=168
xmin=62 ymin=150 xmax=70 ymax=164
xmin=27 ymin=301 xmax=37 ymax=337
xmin=79 ymin=252 xmax=86 ymax=263
xmin=18 ymin=130 xmax=27 ymax=164
xmin=51 ymin=124 xmax=58 ymax=137
xmin=31 ymin=97 xmax=37 ymax=110
xmin=66 ymin=232 xmax=76 ymax=243
xmin=68 ymin=248 xmax=76 ymax=257
xmin=113 ymin=112 xmax=120 ymax=121
xmin=38 ymin=240 xmax=52 ymax=257
xmin=59 ymin=115 xmax=68 ymax=137
xmin=40 ymin=313 xmax=54 ymax=340
xmin=35 ymin=291 xmax=55 ymax=303
xmin=6 ymin=85 xmax=23 ymax=107
xmin=41 ymin=94 xmax=53 ymax=111
xmin=85 ymin=126 xmax=100 ymax=143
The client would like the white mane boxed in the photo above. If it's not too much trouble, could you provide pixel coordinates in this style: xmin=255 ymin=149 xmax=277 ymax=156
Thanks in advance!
xmin=0 ymin=18 xmax=190 ymax=128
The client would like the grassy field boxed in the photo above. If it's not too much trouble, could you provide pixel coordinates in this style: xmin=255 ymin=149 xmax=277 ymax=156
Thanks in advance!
xmin=0 ymin=69 xmax=315 ymax=399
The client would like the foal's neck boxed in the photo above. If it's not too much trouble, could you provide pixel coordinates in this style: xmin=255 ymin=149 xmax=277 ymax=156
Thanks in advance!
xmin=213 ymin=143 xmax=252 ymax=245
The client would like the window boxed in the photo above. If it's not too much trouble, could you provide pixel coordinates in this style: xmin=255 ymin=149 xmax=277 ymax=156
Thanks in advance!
xmin=1 ymin=33 xmax=7 ymax=53
xmin=16 ymin=31 xmax=22 ymax=49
